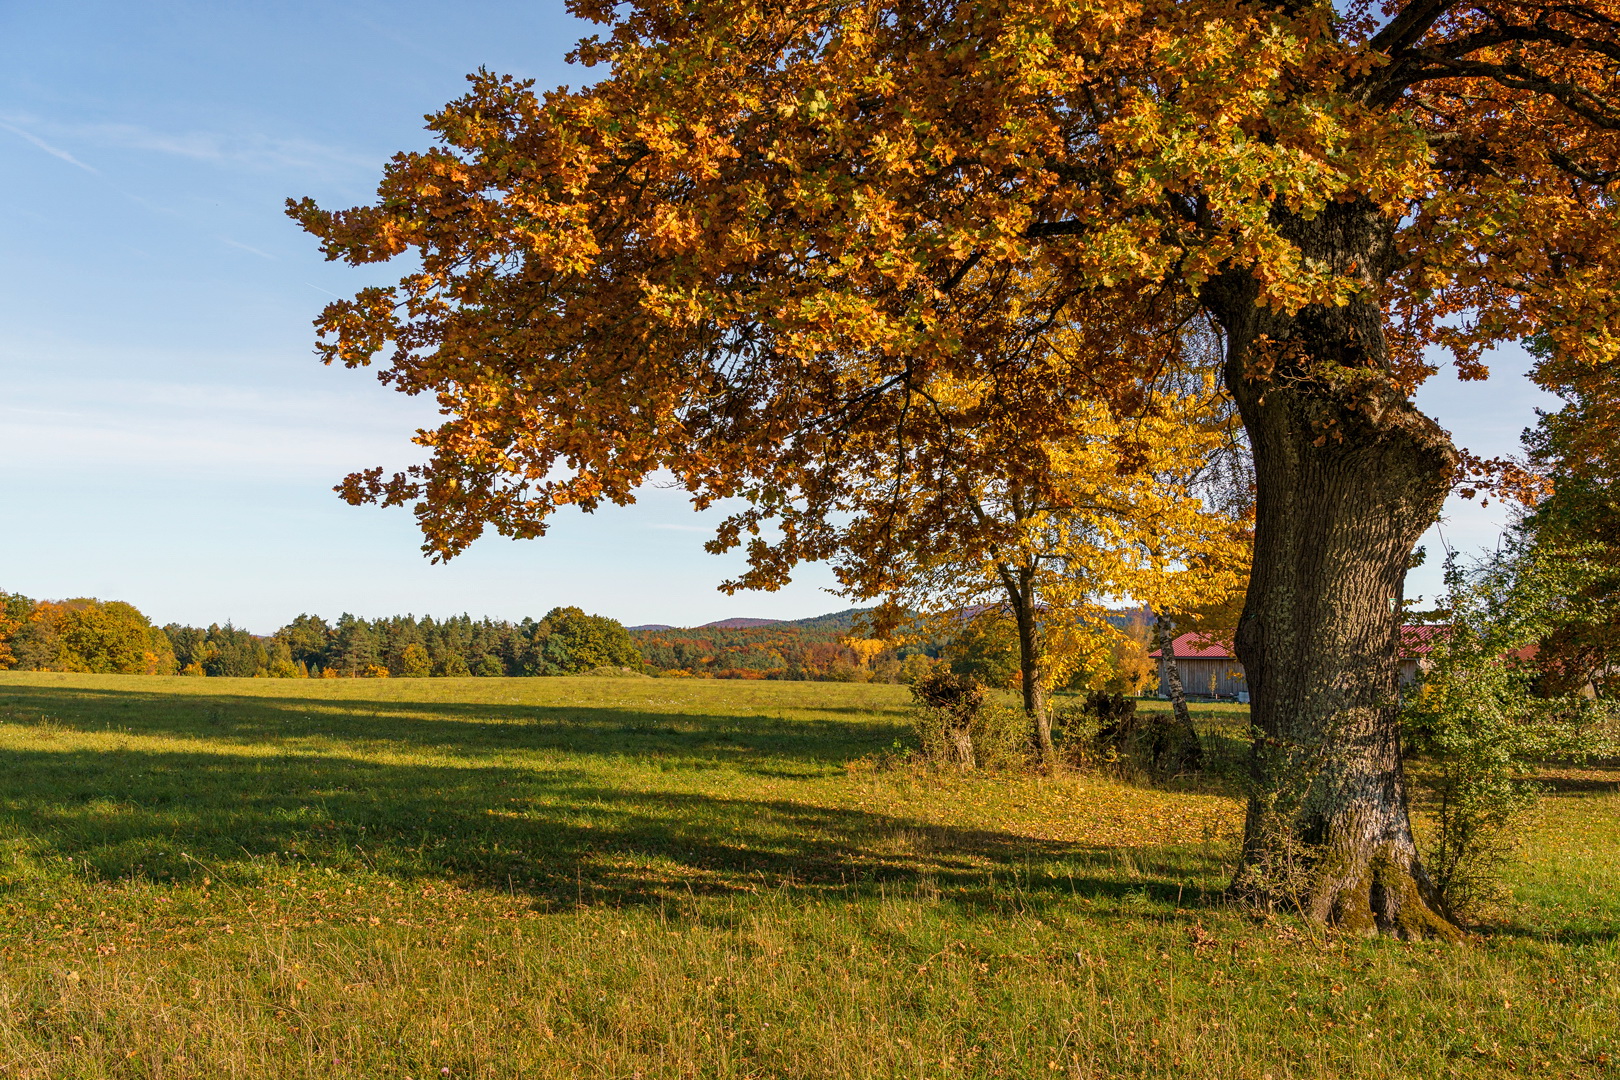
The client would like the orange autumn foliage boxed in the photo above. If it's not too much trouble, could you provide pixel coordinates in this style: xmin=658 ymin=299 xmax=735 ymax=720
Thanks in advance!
xmin=286 ymin=0 xmax=1607 ymax=551
xmin=0 ymin=607 xmax=19 ymax=670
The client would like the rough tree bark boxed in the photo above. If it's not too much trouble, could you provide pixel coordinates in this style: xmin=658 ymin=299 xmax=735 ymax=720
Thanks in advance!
xmin=1203 ymin=200 xmax=1462 ymax=939
xmin=1152 ymin=612 xmax=1204 ymax=773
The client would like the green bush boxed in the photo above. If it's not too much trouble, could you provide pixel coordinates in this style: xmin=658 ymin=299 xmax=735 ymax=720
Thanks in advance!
xmin=1049 ymin=700 xmax=1103 ymax=766
xmin=1403 ymin=546 xmax=1617 ymax=919
xmin=967 ymin=702 xmax=1033 ymax=770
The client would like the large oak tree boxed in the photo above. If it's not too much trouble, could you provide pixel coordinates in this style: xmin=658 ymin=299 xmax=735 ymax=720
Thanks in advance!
xmin=292 ymin=0 xmax=1620 ymax=936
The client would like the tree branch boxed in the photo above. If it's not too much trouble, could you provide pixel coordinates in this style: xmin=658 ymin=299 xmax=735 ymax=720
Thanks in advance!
xmin=1368 ymin=0 xmax=1463 ymax=56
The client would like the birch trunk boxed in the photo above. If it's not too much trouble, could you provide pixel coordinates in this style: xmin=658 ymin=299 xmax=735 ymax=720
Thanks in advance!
xmin=1153 ymin=612 xmax=1204 ymax=773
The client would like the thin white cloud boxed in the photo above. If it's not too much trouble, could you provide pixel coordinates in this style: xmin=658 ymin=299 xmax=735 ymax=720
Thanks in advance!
xmin=0 ymin=112 xmax=376 ymax=177
xmin=0 ymin=120 xmax=98 ymax=173
xmin=83 ymin=121 xmax=375 ymax=173
xmin=221 ymin=237 xmax=278 ymax=261
xmin=0 ymin=373 xmax=437 ymax=478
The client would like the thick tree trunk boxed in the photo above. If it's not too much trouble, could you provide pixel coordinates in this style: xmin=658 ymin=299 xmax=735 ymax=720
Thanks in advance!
xmin=1153 ymin=612 xmax=1204 ymax=773
xmin=1001 ymin=566 xmax=1055 ymax=768
xmin=1204 ymin=201 xmax=1462 ymax=939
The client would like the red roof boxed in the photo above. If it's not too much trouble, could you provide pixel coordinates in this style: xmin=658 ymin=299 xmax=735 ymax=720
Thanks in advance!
xmin=1400 ymin=624 xmax=1448 ymax=656
xmin=1148 ymin=632 xmax=1233 ymax=660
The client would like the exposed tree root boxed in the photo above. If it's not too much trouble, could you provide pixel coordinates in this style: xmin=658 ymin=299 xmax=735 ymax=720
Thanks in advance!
xmin=1234 ymin=842 xmax=1463 ymax=942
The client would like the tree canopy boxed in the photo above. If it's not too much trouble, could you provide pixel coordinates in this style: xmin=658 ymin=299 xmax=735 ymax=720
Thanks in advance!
xmin=1518 ymin=340 xmax=1620 ymax=695
xmin=290 ymin=0 xmax=1598 ymax=547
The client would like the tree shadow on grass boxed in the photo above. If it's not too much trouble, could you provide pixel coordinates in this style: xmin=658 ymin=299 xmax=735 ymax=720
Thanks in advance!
xmin=0 ymin=738 xmax=1226 ymax=920
xmin=0 ymin=683 xmax=905 ymax=777
xmin=1537 ymin=774 xmax=1620 ymax=795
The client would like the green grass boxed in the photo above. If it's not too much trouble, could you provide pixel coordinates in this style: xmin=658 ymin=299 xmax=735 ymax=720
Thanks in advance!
xmin=0 ymin=673 xmax=1614 ymax=1079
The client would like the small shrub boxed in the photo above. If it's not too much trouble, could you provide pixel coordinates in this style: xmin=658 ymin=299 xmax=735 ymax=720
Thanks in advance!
xmin=1049 ymin=701 xmax=1102 ymax=766
xmin=909 ymin=671 xmax=1030 ymax=771
xmin=1088 ymin=691 xmax=1139 ymax=739
xmin=823 ymin=662 xmax=870 ymax=683
xmin=1081 ymin=692 xmax=1202 ymax=777
xmin=398 ymin=643 xmax=432 ymax=678
xmin=1403 ymin=546 xmax=1617 ymax=920
xmin=580 ymin=665 xmax=652 ymax=678
xmin=911 ymin=670 xmax=984 ymax=769
xmin=267 ymin=657 xmax=301 ymax=679
xmin=843 ymin=741 xmax=913 ymax=774
xmin=969 ymin=702 xmax=1033 ymax=770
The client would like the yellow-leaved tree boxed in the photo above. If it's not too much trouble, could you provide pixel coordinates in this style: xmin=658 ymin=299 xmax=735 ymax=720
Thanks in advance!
xmin=838 ymin=321 xmax=1249 ymax=767
xmin=0 ymin=592 xmax=25 ymax=670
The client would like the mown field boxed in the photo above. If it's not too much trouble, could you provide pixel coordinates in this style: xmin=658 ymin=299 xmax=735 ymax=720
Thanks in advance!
xmin=0 ymin=673 xmax=1614 ymax=1079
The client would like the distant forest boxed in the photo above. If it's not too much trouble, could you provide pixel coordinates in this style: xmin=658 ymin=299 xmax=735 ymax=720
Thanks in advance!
xmin=627 ymin=609 xmax=932 ymax=681
xmin=0 ymin=591 xmax=1155 ymax=689
xmin=0 ymin=591 xmax=937 ymax=681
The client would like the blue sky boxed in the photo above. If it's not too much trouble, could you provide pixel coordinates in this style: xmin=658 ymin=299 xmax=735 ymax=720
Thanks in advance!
xmin=0 ymin=1 xmax=1557 ymax=633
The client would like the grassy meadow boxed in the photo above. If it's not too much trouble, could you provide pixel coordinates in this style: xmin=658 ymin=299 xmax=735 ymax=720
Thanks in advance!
xmin=0 ymin=673 xmax=1614 ymax=1079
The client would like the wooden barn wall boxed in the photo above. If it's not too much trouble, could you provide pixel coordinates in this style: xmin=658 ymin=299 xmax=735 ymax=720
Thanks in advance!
xmin=1158 ymin=658 xmax=1246 ymax=698
xmin=1154 ymin=659 xmax=1425 ymax=699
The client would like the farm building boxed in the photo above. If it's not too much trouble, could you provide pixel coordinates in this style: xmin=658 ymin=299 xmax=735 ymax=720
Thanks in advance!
xmin=1149 ymin=626 xmax=1447 ymax=700
xmin=1149 ymin=633 xmax=1246 ymax=699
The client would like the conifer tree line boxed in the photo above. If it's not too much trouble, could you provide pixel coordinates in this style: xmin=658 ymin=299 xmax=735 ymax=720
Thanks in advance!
xmin=0 ymin=594 xmax=640 ymax=678
xmin=175 ymin=608 xmax=642 ymax=679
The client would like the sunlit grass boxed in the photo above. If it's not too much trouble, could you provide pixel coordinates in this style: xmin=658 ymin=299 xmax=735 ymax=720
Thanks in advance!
xmin=0 ymin=672 xmax=1614 ymax=1078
